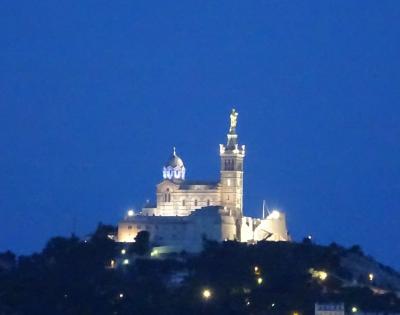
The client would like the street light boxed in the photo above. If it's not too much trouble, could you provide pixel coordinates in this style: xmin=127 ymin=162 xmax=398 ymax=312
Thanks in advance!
xmin=351 ymin=306 xmax=358 ymax=313
xmin=368 ymin=273 xmax=374 ymax=281
xmin=202 ymin=289 xmax=212 ymax=300
xmin=257 ymin=277 xmax=263 ymax=285
xmin=309 ymin=268 xmax=328 ymax=281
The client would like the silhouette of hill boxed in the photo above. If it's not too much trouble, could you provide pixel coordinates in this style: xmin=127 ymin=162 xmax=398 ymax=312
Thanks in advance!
xmin=0 ymin=224 xmax=399 ymax=315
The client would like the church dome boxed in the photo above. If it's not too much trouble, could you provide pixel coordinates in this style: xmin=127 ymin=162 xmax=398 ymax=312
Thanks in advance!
xmin=163 ymin=148 xmax=186 ymax=181
xmin=165 ymin=149 xmax=184 ymax=168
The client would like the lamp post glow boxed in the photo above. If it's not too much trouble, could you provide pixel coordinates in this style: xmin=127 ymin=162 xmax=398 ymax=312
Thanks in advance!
xmin=127 ymin=209 xmax=134 ymax=217
xmin=351 ymin=306 xmax=358 ymax=313
xmin=202 ymin=289 xmax=212 ymax=300
xmin=318 ymin=271 xmax=328 ymax=281
xmin=368 ymin=273 xmax=374 ymax=281
xmin=309 ymin=268 xmax=328 ymax=281
xmin=270 ymin=210 xmax=280 ymax=220
xmin=257 ymin=277 xmax=263 ymax=285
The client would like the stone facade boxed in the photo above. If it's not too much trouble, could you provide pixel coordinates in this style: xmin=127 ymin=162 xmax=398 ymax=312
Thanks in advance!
xmin=117 ymin=109 xmax=290 ymax=252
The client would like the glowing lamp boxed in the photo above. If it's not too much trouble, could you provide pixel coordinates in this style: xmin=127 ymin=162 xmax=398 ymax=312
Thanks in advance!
xmin=269 ymin=210 xmax=280 ymax=220
xmin=368 ymin=273 xmax=374 ymax=281
xmin=202 ymin=289 xmax=212 ymax=300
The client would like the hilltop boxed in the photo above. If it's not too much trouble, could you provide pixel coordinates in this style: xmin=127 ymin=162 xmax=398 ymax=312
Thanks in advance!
xmin=0 ymin=224 xmax=399 ymax=315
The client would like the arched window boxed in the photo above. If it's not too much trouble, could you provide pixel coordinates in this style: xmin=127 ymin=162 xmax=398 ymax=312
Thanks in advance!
xmin=207 ymin=199 xmax=210 ymax=206
xmin=165 ymin=188 xmax=171 ymax=203
xmin=194 ymin=199 xmax=198 ymax=207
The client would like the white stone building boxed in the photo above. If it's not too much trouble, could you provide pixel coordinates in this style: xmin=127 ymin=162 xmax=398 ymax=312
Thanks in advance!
xmin=117 ymin=109 xmax=289 ymax=252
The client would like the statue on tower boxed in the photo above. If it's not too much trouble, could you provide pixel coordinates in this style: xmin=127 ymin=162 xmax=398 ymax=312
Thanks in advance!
xmin=229 ymin=108 xmax=238 ymax=133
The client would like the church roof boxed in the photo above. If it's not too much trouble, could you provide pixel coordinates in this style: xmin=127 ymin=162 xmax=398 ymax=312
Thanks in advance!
xmin=179 ymin=180 xmax=219 ymax=190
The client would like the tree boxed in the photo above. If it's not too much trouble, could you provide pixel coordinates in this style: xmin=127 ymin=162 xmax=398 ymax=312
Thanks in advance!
xmin=134 ymin=231 xmax=150 ymax=255
xmin=0 ymin=250 xmax=16 ymax=271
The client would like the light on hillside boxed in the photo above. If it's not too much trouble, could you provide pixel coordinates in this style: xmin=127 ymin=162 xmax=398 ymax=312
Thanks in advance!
xmin=368 ymin=273 xmax=374 ymax=281
xmin=309 ymin=268 xmax=328 ymax=281
xmin=202 ymin=289 xmax=212 ymax=300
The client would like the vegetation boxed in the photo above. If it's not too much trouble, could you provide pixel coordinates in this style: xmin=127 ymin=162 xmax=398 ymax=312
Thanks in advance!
xmin=0 ymin=224 xmax=399 ymax=315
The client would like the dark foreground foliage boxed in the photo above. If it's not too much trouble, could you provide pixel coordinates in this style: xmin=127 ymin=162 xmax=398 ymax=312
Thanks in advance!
xmin=0 ymin=224 xmax=399 ymax=315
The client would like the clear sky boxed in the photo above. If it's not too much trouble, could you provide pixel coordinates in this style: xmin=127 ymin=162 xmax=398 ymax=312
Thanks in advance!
xmin=1 ymin=1 xmax=399 ymax=268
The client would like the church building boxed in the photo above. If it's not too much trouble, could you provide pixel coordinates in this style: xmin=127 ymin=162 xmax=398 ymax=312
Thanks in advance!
xmin=117 ymin=109 xmax=289 ymax=252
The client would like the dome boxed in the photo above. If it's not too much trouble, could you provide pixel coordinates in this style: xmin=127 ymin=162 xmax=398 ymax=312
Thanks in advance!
xmin=164 ymin=147 xmax=184 ymax=168
xmin=163 ymin=147 xmax=186 ymax=181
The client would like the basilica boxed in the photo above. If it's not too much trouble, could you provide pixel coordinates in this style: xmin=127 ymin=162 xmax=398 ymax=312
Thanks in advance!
xmin=117 ymin=109 xmax=289 ymax=252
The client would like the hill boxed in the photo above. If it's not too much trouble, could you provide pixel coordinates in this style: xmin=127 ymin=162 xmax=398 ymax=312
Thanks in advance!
xmin=0 ymin=224 xmax=399 ymax=315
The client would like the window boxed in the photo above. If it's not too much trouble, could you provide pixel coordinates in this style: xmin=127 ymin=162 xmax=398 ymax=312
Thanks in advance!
xmin=207 ymin=199 xmax=210 ymax=206
xmin=165 ymin=188 xmax=171 ymax=202
xmin=194 ymin=199 xmax=198 ymax=206
xmin=128 ymin=225 xmax=132 ymax=230
xmin=225 ymin=159 xmax=235 ymax=170
xmin=182 ymin=199 xmax=185 ymax=206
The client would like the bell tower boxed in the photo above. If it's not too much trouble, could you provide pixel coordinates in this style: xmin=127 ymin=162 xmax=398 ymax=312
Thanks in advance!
xmin=220 ymin=109 xmax=245 ymax=219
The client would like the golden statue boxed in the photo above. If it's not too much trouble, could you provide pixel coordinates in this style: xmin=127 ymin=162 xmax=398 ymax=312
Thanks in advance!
xmin=229 ymin=108 xmax=238 ymax=133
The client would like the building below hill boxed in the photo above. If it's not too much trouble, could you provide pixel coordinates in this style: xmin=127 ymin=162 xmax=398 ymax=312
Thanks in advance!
xmin=117 ymin=109 xmax=289 ymax=252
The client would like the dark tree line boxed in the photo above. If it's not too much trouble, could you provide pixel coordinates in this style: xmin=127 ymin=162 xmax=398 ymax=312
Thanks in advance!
xmin=0 ymin=224 xmax=399 ymax=315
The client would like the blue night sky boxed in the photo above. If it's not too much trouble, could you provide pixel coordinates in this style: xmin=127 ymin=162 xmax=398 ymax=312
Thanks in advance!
xmin=1 ymin=1 xmax=399 ymax=268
